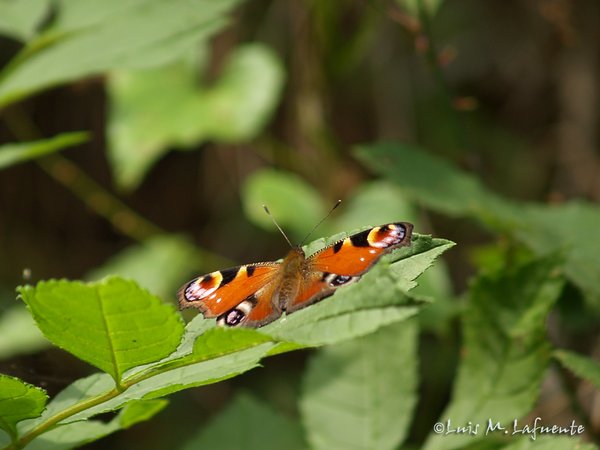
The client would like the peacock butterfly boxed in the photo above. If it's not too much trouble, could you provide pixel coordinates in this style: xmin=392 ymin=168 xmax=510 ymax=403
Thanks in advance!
xmin=178 ymin=206 xmax=413 ymax=328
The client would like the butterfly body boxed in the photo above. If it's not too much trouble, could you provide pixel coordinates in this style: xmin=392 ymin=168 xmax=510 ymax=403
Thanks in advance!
xmin=179 ymin=222 xmax=413 ymax=328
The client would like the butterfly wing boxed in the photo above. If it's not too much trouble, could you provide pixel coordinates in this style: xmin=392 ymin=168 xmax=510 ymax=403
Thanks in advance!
xmin=286 ymin=222 xmax=413 ymax=312
xmin=178 ymin=263 xmax=281 ymax=327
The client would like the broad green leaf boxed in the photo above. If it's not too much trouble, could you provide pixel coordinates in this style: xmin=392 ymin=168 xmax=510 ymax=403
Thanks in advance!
xmin=52 ymin=0 xmax=150 ymax=33
xmin=23 ymin=420 xmax=120 ymax=450
xmin=354 ymin=142 xmax=507 ymax=219
xmin=17 ymin=373 xmax=115 ymax=435
xmin=23 ymin=399 xmax=167 ymax=450
xmin=501 ymin=435 xmax=597 ymax=450
xmin=0 ymin=306 xmax=49 ymax=359
xmin=199 ymin=44 xmax=284 ymax=142
xmin=0 ymin=132 xmax=88 ymax=170
xmin=182 ymin=393 xmax=304 ymax=450
xmin=355 ymin=142 xmax=600 ymax=307
xmin=51 ymin=326 xmax=276 ymax=423
xmin=117 ymin=399 xmax=168 ymax=429
xmin=423 ymin=257 xmax=565 ymax=450
xmin=19 ymin=277 xmax=184 ymax=385
xmin=0 ymin=0 xmax=244 ymax=107
xmin=555 ymin=350 xmax=600 ymax=389
xmin=513 ymin=202 xmax=600 ymax=308
xmin=107 ymin=43 xmax=284 ymax=189
xmin=301 ymin=320 xmax=418 ymax=450
xmin=0 ymin=375 xmax=47 ymax=439
xmin=87 ymin=234 xmax=200 ymax=300
xmin=242 ymin=169 xmax=326 ymax=240
xmin=67 ymin=343 xmax=275 ymax=423
xmin=0 ymin=0 xmax=49 ymax=41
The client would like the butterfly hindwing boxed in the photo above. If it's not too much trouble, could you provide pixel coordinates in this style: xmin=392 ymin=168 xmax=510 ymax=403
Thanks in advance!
xmin=178 ymin=263 xmax=280 ymax=325
xmin=287 ymin=222 xmax=413 ymax=311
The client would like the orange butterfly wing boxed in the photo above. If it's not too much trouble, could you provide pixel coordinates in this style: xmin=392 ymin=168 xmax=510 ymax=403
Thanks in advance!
xmin=178 ymin=222 xmax=413 ymax=328
xmin=178 ymin=263 xmax=280 ymax=326
xmin=287 ymin=222 xmax=413 ymax=311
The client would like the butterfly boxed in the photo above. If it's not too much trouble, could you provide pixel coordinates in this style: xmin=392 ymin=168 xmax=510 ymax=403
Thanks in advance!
xmin=178 ymin=217 xmax=414 ymax=328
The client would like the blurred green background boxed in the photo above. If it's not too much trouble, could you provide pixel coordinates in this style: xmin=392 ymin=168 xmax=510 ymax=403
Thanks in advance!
xmin=0 ymin=0 xmax=599 ymax=449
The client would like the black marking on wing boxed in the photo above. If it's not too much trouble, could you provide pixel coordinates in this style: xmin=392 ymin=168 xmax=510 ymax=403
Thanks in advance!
xmin=219 ymin=267 xmax=238 ymax=286
xmin=349 ymin=229 xmax=371 ymax=247
xmin=330 ymin=275 xmax=353 ymax=286
xmin=333 ymin=241 xmax=344 ymax=253
xmin=202 ymin=274 xmax=214 ymax=284
xmin=246 ymin=265 xmax=256 ymax=277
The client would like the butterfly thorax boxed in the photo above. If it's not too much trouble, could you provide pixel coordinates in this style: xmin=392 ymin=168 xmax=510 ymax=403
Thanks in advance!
xmin=273 ymin=247 xmax=307 ymax=310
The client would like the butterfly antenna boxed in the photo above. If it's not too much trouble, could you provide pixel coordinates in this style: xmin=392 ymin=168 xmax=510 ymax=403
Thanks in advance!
xmin=263 ymin=205 xmax=294 ymax=249
xmin=299 ymin=199 xmax=342 ymax=247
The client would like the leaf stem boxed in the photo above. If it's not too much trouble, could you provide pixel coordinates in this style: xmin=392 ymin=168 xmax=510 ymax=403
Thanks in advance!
xmin=4 ymin=388 xmax=120 ymax=450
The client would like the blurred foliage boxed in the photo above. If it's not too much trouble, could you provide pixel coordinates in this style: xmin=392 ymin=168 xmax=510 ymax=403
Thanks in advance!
xmin=1 ymin=0 xmax=599 ymax=449
xmin=108 ymin=44 xmax=284 ymax=189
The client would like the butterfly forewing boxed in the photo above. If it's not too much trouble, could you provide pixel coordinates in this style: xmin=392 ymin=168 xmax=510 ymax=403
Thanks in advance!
xmin=287 ymin=222 xmax=413 ymax=311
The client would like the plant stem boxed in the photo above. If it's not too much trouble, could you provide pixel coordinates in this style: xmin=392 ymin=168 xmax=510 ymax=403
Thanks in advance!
xmin=4 ymin=388 xmax=120 ymax=450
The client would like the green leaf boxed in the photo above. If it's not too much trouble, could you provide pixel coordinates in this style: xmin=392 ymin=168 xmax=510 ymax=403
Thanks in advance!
xmin=0 ymin=306 xmax=49 ymax=359
xmin=354 ymin=142 xmax=506 ymax=219
xmin=423 ymin=257 xmax=565 ymax=450
xmin=199 ymin=43 xmax=284 ymax=142
xmin=67 ymin=343 xmax=276 ymax=423
xmin=0 ymin=132 xmax=88 ymax=170
xmin=513 ymin=202 xmax=600 ymax=308
xmin=22 ymin=420 xmax=120 ymax=450
xmin=18 ymin=277 xmax=184 ymax=385
xmin=107 ymin=43 xmax=284 ymax=189
xmin=118 ymin=399 xmax=168 ymax=429
xmin=0 ymin=375 xmax=47 ymax=440
xmin=182 ymin=393 xmax=304 ymax=450
xmin=0 ymin=0 xmax=49 ymax=41
xmin=555 ymin=350 xmax=600 ymax=389
xmin=22 ymin=399 xmax=167 ymax=450
xmin=87 ymin=234 xmax=200 ymax=300
xmin=18 ymin=373 xmax=115 ymax=435
xmin=0 ymin=0 xmax=245 ymax=108
xmin=355 ymin=142 xmax=600 ymax=308
xmin=301 ymin=320 xmax=418 ymax=450
xmin=242 ymin=168 xmax=326 ymax=240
